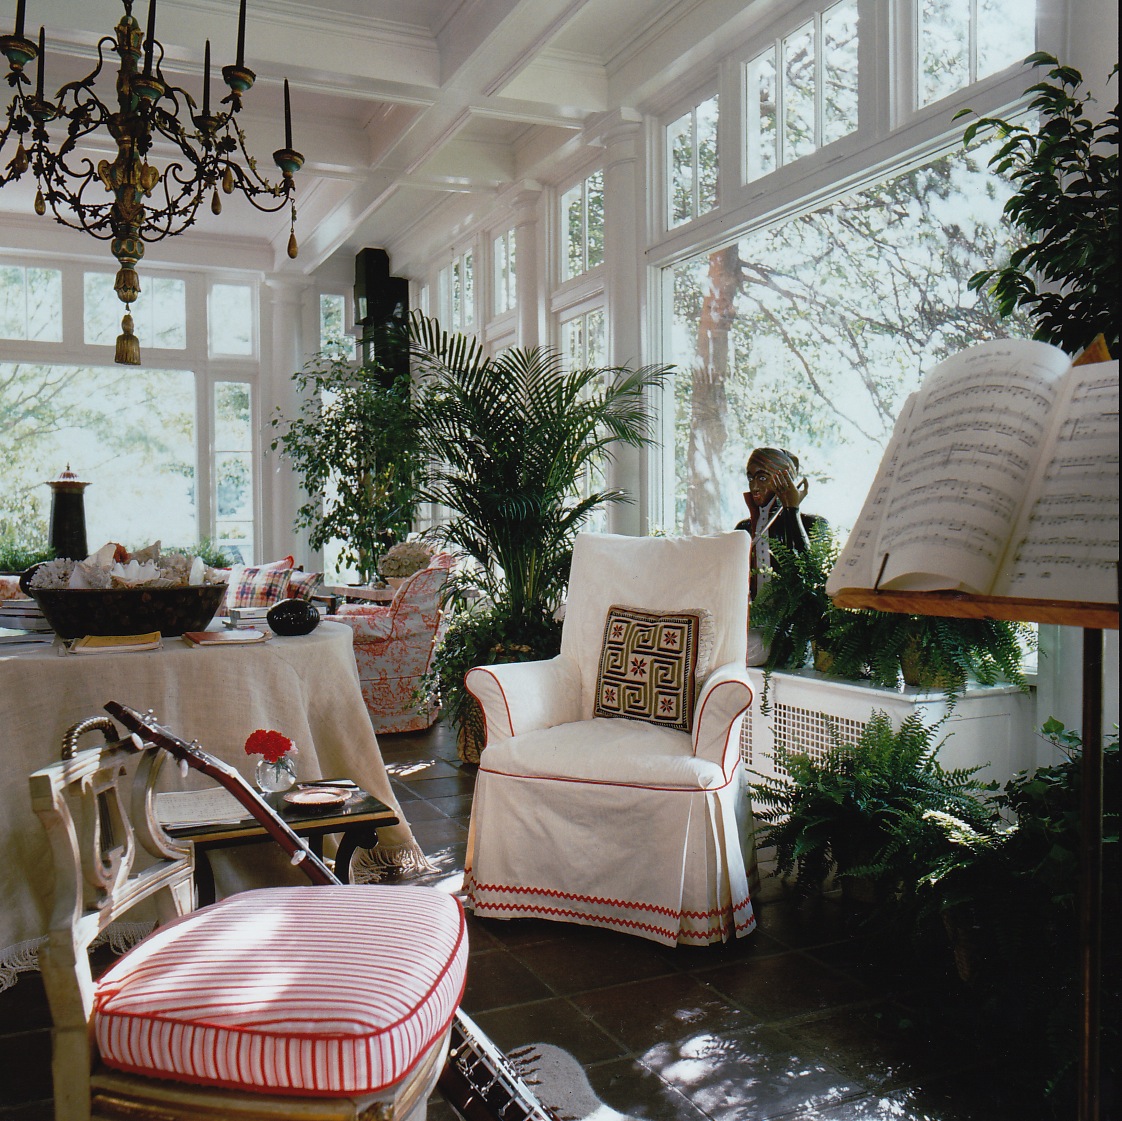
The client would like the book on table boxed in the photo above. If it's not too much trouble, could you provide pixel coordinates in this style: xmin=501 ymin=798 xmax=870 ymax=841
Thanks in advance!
xmin=70 ymin=632 xmax=162 ymax=654
xmin=0 ymin=626 xmax=54 ymax=646
xmin=826 ymin=338 xmax=1119 ymax=605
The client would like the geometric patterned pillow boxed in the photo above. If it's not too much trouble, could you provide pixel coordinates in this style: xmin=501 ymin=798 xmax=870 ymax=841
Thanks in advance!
xmin=287 ymin=569 xmax=322 ymax=601
xmin=593 ymin=604 xmax=713 ymax=733
xmin=228 ymin=565 xmax=294 ymax=609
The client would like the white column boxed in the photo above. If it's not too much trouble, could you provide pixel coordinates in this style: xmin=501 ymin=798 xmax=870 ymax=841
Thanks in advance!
xmin=595 ymin=108 xmax=646 ymax=535
xmin=260 ymin=276 xmax=308 ymax=565
xmin=507 ymin=180 xmax=543 ymax=349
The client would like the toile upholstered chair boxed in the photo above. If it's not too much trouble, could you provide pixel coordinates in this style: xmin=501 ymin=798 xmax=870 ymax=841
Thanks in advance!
xmin=463 ymin=531 xmax=757 ymax=946
xmin=327 ymin=553 xmax=456 ymax=734
xmin=29 ymin=719 xmax=466 ymax=1121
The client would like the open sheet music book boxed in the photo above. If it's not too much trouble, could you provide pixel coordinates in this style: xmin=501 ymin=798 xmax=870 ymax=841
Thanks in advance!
xmin=827 ymin=338 xmax=1119 ymax=604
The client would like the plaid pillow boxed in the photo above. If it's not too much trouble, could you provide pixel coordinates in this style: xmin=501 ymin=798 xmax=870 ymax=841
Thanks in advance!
xmin=287 ymin=570 xmax=322 ymax=601
xmin=594 ymin=605 xmax=713 ymax=732
xmin=228 ymin=566 xmax=295 ymax=609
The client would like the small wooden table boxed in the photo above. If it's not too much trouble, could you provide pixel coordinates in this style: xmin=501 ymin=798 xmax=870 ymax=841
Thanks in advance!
xmin=166 ymin=784 xmax=399 ymax=905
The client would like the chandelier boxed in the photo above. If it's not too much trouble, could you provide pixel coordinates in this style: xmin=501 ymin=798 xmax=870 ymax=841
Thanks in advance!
xmin=0 ymin=0 xmax=303 ymax=364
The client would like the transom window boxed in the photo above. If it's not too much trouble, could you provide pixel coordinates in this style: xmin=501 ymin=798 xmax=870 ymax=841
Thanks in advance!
xmin=84 ymin=273 xmax=186 ymax=350
xmin=560 ymin=171 xmax=604 ymax=281
xmin=744 ymin=0 xmax=859 ymax=182
xmin=667 ymin=95 xmax=719 ymax=229
xmin=0 ymin=266 xmax=61 ymax=342
xmin=917 ymin=0 xmax=1037 ymax=106
xmin=209 ymin=283 xmax=254 ymax=357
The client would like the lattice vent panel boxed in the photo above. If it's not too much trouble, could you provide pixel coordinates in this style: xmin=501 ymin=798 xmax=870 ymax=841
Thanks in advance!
xmin=742 ymin=704 xmax=870 ymax=776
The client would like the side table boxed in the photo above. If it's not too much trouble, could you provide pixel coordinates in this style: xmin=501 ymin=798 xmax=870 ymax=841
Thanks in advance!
xmin=166 ymin=785 xmax=399 ymax=905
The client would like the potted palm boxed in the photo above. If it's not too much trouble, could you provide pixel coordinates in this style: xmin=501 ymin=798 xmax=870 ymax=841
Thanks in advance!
xmin=409 ymin=313 xmax=671 ymax=761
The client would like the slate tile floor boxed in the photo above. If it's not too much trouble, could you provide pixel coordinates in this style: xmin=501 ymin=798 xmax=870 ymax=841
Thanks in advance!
xmin=0 ymin=720 xmax=1041 ymax=1121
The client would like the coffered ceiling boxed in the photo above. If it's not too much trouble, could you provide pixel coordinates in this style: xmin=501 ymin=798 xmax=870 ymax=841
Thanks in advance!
xmin=0 ymin=0 xmax=765 ymax=279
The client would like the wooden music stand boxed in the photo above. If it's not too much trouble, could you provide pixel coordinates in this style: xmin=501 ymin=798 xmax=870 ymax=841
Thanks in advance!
xmin=833 ymin=587 xmax=1118 ymax=1121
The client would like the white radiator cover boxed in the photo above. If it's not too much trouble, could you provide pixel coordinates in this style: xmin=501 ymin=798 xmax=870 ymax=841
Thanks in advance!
xmin=741 ymin=668 xmax=1035 ymax=790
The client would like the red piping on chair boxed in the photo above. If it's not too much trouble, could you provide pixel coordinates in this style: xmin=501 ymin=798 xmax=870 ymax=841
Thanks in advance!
xmin=476 ymin=763 xmax=739 ymax=794
xmin=465 ymin=667 xmax=514 ymax=741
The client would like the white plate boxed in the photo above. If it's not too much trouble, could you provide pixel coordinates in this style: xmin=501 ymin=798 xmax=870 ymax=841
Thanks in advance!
xmin=284 ymin=787 xmax=348 ymax=808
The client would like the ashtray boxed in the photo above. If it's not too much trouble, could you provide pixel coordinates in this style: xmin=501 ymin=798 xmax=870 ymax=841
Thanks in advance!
xmin=284 ymin=787 xmax=349 ymax=808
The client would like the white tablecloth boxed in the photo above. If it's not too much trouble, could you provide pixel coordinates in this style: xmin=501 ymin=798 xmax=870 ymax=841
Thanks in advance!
xmin=0 ymin=622 xmax=424 ymax=989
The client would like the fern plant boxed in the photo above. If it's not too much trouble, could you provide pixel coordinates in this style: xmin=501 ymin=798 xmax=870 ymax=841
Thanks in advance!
xmin=750 ymin=711 xmax=992 ymax=898
xmin=751 ymin=524 xmax=842 ymax=672
xmin=823 ymin=607 xmax=1034 ymax=699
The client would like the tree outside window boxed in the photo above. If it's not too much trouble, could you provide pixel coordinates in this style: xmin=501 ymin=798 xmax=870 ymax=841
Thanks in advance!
xmin=670 ymin=137 xmax=1029 ymax=536
xmin=667 ymin=95 xmax=718 ymax=229
xmin=561 ymin=171 xmax=604 ymax=281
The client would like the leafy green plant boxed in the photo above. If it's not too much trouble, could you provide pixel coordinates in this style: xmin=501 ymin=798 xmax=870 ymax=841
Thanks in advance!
xmin=163 ymin=538 xmax=236 ymax=568
xmin=958 ymin=53 xmax=1120 ymax=353
xmin=751 ymin=524 xmax=843 ymax=672
xmin=904 ymin=721 xmax=1120 ymax=1112
xmin=270 ymin=350 xmax=423 ymax=584
xmin=423 ymin=601 xmax=563 ymax=762
xmin=0 ymin=538 xmax=54 ymax=573
xmin=407 ymin=313 xmax=670 ymax=756
xmin=409 ymin=314 xmax=670 ymax=622
xmin=823 ymin=608 xmax=1033 ymax=699
xmin=750 ymin=711 xmax=991 ymax=899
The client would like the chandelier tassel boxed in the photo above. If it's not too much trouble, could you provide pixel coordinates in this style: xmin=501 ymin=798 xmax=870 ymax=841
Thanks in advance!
xmin=211 ymin=188 xmax=221 ymax=215
xmin=115 ymin=310 xmax=140 ymax=366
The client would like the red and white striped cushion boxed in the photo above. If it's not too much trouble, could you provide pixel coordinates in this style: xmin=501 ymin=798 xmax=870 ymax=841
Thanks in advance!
xmin=93 ymin=886 xmax=467 ymax=1096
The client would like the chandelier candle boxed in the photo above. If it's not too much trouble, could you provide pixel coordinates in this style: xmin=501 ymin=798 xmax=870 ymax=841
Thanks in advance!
xmin=0 ymin=0 xmax=303 ymax=364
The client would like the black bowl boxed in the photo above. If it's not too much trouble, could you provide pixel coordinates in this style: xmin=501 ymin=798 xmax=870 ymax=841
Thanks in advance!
xmin=25 ymin=583 xmax=227 ymax=639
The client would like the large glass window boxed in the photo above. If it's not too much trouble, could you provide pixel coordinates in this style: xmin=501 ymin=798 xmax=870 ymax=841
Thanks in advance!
xmin=561 ymin=171 xmax=604 ymax=281
xmin=745 ymin=0 xmax=859 ymax=181
xmin=918 ymin=0 xmax=1036 ymax=107
xmin=668 ymin=138 xmax=1027 ymax=535
xmin=0 ymin=361 xmax=196 ymax=547
xmin=667 ymin=95 xmax=719 ymax=228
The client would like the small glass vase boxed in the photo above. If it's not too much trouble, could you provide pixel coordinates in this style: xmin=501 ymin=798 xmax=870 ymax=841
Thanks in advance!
xmin=255 ymin=753 xmax=297 ymax=794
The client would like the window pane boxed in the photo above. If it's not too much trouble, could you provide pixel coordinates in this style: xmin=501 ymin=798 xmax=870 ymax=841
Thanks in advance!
xmin=697 ymin=96 xmax=719 ymax=215
xmin=586 ymin=172 xmax=604 ymax=270
xmin=0 ymin=267 xmax=61 ymax=341
xmin=668 ymin=139 xmax=1028 ymax=536
xmin=746 ymin=49 xmax=778 ymax=181
xmin=977 ymin=0 xmax=1034 ymax=81
xmin=452 ymin=259 xmax=463 ymax=327
xmin=668 ymin=111 xmax=695 ymax=228
xmin=494 ymin=234 xmax=508 ymax=313
xmin=214 ymin=380 xmax=252 ymax=451
xmin=586 ymin=307 xmax=606 ymax=367
xmin=0 ymin=362 xmax=196 ymax=547
xmin=919 ymin=0 xmax=970 ymax=106
xmin=823 ymin=0 xmax=859 ymax=145
xmin=783 ymin=21 xmax=816 ymax=161
xmin=320 ymin=293 xmax=355 ymax=358
xmin=507 ymin=232 xmax=516 ymax=311
xmin=85 ymin=273 xmax=185 ymax=350
xmin=215 ymin=452 xmax=253 ymax=520
xmin=562 ymin=184 xmax=583 ymax=279
xmin=462 ymin=251 xmax=474 ymax=327
xmin=209 ymin=283 xmax=253 ymax=355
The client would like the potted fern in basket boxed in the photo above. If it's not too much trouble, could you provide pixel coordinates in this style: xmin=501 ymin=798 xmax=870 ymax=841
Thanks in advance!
xmin=749 ymin=711 xmax=993 ymax=900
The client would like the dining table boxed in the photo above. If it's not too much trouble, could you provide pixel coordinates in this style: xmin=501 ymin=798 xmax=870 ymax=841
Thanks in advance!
xmin=0 ymin=620 xmax=426 ymax=990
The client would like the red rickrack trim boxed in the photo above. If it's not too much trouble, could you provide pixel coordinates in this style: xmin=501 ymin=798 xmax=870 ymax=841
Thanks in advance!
xmin=468 ymin=881 xmax=754 ymax=924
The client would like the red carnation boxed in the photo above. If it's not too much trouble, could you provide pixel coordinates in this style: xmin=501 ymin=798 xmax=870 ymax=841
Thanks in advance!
xmin=244 ymin=728 xmax=293 ymax=764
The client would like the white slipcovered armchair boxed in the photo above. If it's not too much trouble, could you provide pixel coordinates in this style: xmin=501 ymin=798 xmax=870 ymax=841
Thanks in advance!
xmin=463 ymin=531 xmax=757 ymax=946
